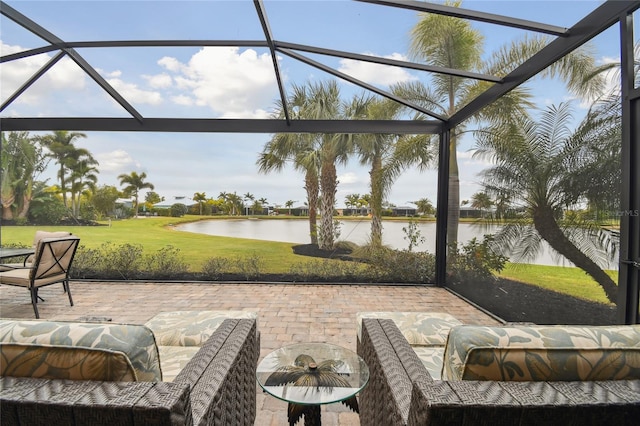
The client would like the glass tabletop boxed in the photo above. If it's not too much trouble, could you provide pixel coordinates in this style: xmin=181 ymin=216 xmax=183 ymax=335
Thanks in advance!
xmin=256 ymin=342 xmax=369 ymax=406
xmin=0 ymin=247 xmax=35 ymax=261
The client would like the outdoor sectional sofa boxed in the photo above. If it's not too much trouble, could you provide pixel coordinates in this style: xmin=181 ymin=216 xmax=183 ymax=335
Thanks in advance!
xmin=0 ymin=311 xmax=259 ymax=426
xmin=356 ymin=312 xmax=640 ymax=426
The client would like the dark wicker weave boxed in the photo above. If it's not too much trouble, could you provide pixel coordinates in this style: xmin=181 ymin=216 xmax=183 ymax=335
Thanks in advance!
xmin=358 ymin=318 xmax=640 ymax=426
xmin=0 ymin=318 xmax=259 ymax=426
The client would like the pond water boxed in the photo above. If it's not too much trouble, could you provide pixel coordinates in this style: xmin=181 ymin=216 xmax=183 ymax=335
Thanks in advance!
xmin=176 ymin=218 xmax=618 ymax=268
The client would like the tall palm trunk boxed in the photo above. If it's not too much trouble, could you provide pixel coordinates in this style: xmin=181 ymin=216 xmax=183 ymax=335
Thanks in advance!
xmin=318 ymin=161 xmax=337 ymax=250
xmin=533 ymin=205 xmax=618 ymax=302
xmin=369 ymin=154 xmax=384 ymax=247
xmin=1 ymin=194 xmax=15 ymax=221
xmin=447 ymin=134 xmax=460 ymax=249
xmin=18 ymin=192 xmax=32 ymax=218
xmin=304 ymin=171 xmax=319 ymax=245
xmin=59 ymin=163 xmax=68 ymax=208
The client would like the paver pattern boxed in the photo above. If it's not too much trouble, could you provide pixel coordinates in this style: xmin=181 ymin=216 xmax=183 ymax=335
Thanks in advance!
xmin=0 ymin=281 xmax=500 ymax=425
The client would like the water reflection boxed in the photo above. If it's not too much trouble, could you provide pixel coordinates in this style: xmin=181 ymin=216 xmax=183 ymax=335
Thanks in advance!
xmin=176 ymin=219 xmax=617 ymax=268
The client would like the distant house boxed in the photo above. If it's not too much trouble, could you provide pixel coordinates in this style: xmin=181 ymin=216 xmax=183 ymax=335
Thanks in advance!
xmin=153 ymin=196 xmax=195 ymax=210
xmin=115 ymin=198 xmax=133 ymax=209
xmin=393 ymin=206 xmax=417 ymax=217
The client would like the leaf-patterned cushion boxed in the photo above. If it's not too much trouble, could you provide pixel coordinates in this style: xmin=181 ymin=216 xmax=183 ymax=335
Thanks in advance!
xmin=442 ymin=324 xmax=640 ymax=381
xmin=1 ymin=343 xmax=137 ymax=382
xmin=145 ymin=310 xmax=257 ymax=347
xmin=412 ymin=346 xmax=445 ymax=380
xmin=357 ymin=312 xmax=462 ymax=346
xmin=157 ymin=345 xmax=200 ymax=382
xmin=0 ymin=319 xmax=162 ymax=382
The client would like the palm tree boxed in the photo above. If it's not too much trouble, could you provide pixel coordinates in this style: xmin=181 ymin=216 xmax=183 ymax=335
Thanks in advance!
xmin=243 ymin=192 xmax=254 ymax=215
xmin=193 ymin=192 xmax=207 ymax=215
xmin=404 ymin=0 xmax=604 ymax=247
xmin=476 ymin=102 xmax=619 ymax=302
xmin=37 ymin=130 xmax=89 ymax=209
xmin=117 ymin=171 xmax=154 ymax=216
xmin=344 ymin=194 xmax=359 ymax=215
xmin=355 ymin=97 xmax=435 ymax=246
xmin=69 ymin=158 xmax=99 ymax=217
xmin=471 ymin=191 xmax=493 ymax=218
xmin=413 ymin=198 xmax=435 ymax=216
xmin=258 ymin=82 xmax=320 ymax=244
xmin=285 ymin=200 xmax=296 ymax=215
xmin=226 ymin=192 xmax=243 ymax=216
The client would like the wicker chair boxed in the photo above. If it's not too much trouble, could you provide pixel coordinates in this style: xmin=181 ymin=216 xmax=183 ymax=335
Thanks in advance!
xmin=358 ymin=318 xmax=640 ymax=426
xmin=0 ymin=317 xmax=259 ymax=426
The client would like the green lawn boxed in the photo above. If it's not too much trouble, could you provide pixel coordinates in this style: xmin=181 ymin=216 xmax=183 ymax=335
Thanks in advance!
xmin=498 ymin=263 xmax=616 ymax=305
xmin=1 ymin=215 xmax=618 ymax=305
xmin=0 ymin=216 xmax=323 ymax=273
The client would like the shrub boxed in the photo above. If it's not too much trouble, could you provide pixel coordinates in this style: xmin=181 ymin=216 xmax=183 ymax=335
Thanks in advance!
xmin=145 ymin=245 xmax=189 ymax=278
xmin=447 ymin=235 xmax=508 ymax=284
xmin=28 ymin=197 xmax=67 ymax=225
xmin=235 ymin=253 xmax=264 ymax=280
xmin=201 ymin=257 xmax=233 ymax=280
xmin=170 ymin=203 xmax=188 ymax=217
xmin=288 ymin=258 xmax=370 ymax=282
xmin=71 ymin=245 xmax=103 ymax=278
xmin=364 ymin=246 xmax=436 ymax=283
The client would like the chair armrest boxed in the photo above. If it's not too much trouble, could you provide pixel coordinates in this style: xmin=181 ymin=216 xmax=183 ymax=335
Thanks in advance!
xmin=408 ymin=378 xmax=640 ymax=425
xmin=0 ymin=377 xmax=191 ymax=425
xmin=174 ymin=318 xmax=259 ymax=426
xmin=357 ymin=318 xmax=432 ymax=426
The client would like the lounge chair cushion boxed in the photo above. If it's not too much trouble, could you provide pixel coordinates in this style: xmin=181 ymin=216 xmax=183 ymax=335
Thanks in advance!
xmin=157 ymin=345 xmax=201 ymax=382
xmin=442 ymin=324 xmax=640 ymax=381
xmin=412 ymin=346 xmax=445 ymax=380
xmin=357 ymin=312 xmax=462 ymax=346
xmin=146 ymin=310 xmax=257 ymax=346
xmin=0 ymin=319 xmax=162 ymax=382
xmin=0 ymin=342 xmax=137 ymax=381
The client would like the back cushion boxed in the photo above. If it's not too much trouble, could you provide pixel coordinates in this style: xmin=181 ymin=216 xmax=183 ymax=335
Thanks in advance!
xmin=442 ymin=324 xmax=640 ymax=381
xmin=32 ymin=231 xmax=72 ymax=247
xmin=146 ymin=310 xmax=257 ymax=346
xmin=356 ymin=312 xmax=462 ymax=346
xmin=0 ymin=319 xmax=162 ymax=382
xmin=1 ymin=343 xmax=137 ymax=382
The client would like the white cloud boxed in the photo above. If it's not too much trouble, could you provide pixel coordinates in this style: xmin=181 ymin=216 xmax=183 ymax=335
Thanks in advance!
xmin=1 ymin=42 xmax=86 ymax=105
xmin=96 ymin=149 xmax=140 ymax=172
xmin=106 ymin=78 xmax=163 ymax=105
xmin=172 ymin=94 xmax=194 ymax=106
xmin=143 ymin=73 xmax=172 ymax=88
xmin=158 ymin=56 xmax=183 ymax=72
xmin=157 ymin=47 xmax=279 ymax=118
xmin=338 ymin=52 xmax=417 ymax=86
xmin=337 ymin=172 xmax=361 ymax=185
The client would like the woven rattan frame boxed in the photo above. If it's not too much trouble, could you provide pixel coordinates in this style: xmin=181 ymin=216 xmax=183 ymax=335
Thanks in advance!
xmin=0 ymin=318 xmax=259 ymax=426
xmin=358 ymin=318 xmax=640 ymax=426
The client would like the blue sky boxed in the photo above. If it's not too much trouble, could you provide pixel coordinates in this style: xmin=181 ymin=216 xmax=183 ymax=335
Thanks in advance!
xmin=0 ymin=0 xmax=626 ymax=208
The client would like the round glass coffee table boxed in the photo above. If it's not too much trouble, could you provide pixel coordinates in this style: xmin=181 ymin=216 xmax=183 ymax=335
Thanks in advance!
xmin=257 ymin=342 xmax=369 ymax=426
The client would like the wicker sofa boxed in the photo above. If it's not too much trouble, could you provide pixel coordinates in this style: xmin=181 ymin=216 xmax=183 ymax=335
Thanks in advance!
xmin=0 ymin=311 xmax=259 ymax=426
xmin=357 ymin=312 xmax=640 ymax=426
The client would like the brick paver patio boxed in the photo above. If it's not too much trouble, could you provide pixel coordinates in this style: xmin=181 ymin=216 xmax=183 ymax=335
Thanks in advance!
xmin=0 ymin=281 xmax=500 ymax=425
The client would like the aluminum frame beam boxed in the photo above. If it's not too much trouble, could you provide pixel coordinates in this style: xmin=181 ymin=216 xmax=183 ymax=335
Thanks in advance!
xmin=448 ymin=0 xmax=640 ymax=129
xmin=254 ymin=0 xmax=290 ymax=123
xmin=618 ymin=11 xmax=640 ymax=324
xmin=0 ymin=118 xmax=443 ymax=134
xmin=356 ymin=0 xmax=568 ymax=36
xmin=1 ymin=2 xmax=143 ymax=122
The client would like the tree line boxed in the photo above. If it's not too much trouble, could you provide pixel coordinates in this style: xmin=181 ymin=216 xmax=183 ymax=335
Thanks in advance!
xmin=2 ymin=3 xmax=634 ymax=303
